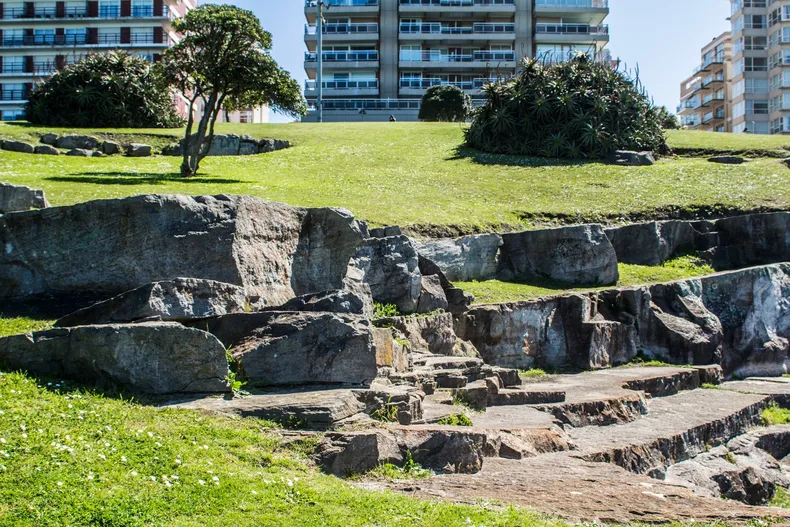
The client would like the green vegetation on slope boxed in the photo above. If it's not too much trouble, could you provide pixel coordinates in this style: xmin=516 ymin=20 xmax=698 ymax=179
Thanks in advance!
xmin=456 ymin=256 xmax=714 ymax=305
xmin=761 ymin=403 xmax=790 ymax=426
xmin=0 ymin=123 xmax=788 ymax=233
xmin=666 ymin=129 xmax=790 ymax=157
xmin=0 ymin=371 xmax=569 ymax=526
xmin=0 ymin=317 xmax=53 ymax=338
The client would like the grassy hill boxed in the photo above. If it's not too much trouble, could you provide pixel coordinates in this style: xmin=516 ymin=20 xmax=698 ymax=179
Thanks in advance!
xmin=0 ymin=123 xmax=787 ymax=235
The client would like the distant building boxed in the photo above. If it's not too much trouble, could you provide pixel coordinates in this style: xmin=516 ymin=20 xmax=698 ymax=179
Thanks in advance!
xmin=677 ymin=32 xmax=732 ymax=133
xmin=302 ymin=0 xmax=611 ymax=122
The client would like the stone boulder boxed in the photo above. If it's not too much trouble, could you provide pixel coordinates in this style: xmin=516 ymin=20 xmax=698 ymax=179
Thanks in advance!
xmin=127 ymin=144 xmax=152 ymax=157
xmin=394 ymin=429 xmax=487 ymax=474
xmin=351 ymin=235 xmax=423 ymax=314
xmin=66 ymin=148 xmax=94 ymax=157
xmin=269 ymin=289 xmax=366 ymax=315
xmin=55 ymin=278 xmax=250 ymax=327
xmin=102 ymin=141 xmax=122 ymax=155
xmin=0 ymin=182 xmax=49 ymax=214
xmin=0 ymin=322 xmax=229 ymax=394
xmin=609 ymin=151 xmax=655 ymax=166
xmin=713 ymin=213 xmax=790 ymax=270
xmin=316 ymin=431 xmax=404 ymax=476
xmin=373 ymin=327 xmax=412 ymax=372
xmin=259 ymin=138 xmax=291 ymax=153
xmin=383 ymin=312 xmax=475 ymax=357
xmin=0 ymin=194 xmax=363 ymax=307
xmin=415 ymin=233 xmax=502 ymax=282
xmin=40 ymin=133 xmax=58 ymax=146
xmin=34 ymin=144 xmax=60 ymax=156
xmin=56 ymin=135 xmax=99 ymax=150
xmin=2 ymin=140 xmax=34 ymax=154
xmin=194 ymin=311 xmax=378 ymax=386
xmin=416 ymin=274 xmax=448 ymax=313
xmin=499 ymin=224 xmax=619 ymax=286
xmin=709 ymin=156 xmax=746 ymax=164
xmin=605 ymin=221 xmax=697 ymax=266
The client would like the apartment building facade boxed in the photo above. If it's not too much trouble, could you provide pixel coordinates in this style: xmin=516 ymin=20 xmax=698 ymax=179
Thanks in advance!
xmin=0 ymin=0 xmax=196 ymax=121
xmin=677 ymin=32 xmax=732 ymax=133
xmin=303 ymin=0 xmax=611 ymax=122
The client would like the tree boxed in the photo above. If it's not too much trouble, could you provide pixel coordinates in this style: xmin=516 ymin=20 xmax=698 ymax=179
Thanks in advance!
xmin=418 ymin=85 xmax=472 ymax=122
xmin=26 ymin=51 xmax=183 ymax=128
xmin=465 ymin=54 xmax=668 ymax=159
xmin=657 ymin=106 xmax=681 ymax=130
xmin=160 ymin=4 xmax=306 ymax=177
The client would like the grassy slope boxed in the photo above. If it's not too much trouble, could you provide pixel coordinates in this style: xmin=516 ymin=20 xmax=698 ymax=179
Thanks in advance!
xmin=0 ymin=123 xmax=788 ymax=232
xmin=0 ymin=372 xmax=569 ymax=527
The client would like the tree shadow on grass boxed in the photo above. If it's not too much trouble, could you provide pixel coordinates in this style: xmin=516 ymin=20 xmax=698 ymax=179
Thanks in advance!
xmin=447 ymin=145 xmax=603 ymax=168
xmin=45 ymin=172 xmax=242 ymax=185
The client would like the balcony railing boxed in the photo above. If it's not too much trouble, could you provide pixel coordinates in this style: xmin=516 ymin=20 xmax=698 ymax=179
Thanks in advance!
xmin=305 ymin=79 xmax=379 ymax=90
xmin=0 ymin=90 xmax=27 ymax=101
xmin=305 ymin=0 xmax=379 ymax=6
xmin=304 ymin=23 xmax=379 ymax=34
xmin=0 ymin=33 xmax=170 ymax=47
xmin=535 ymin=23 xmax=609 ymax=35
xmin=0 ymin=63 xmax=58 ymax=75
xmin=400 ymin=0 xmax=514 ymax=5
xmin=400 ymin=50 xmax=515 ymax=62
xmin=305 ymin=50 xmax=379 ymax=62
xmin=693 ymin=54 xmax=726 ymax=74
xmin=399 ymin=77 xmax=498 ymax=89
xmin=1 ymin=5 xmax=168 ymax=19
xmin=308 ymin=98 xmax=420 ymax=111
xmin=400 ymin=22 xmax=515 ymax=34
xmin=536 ymin=0 xmax=608 ymax=7
xmin=537 ymin=49 xmax=611 ymax=63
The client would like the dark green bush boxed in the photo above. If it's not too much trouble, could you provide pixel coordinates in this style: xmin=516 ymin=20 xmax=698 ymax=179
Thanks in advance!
xmin=418 ymin=85 xmax=472 ymax=122
xmin=465 ymin=54 xmax=668 ymax=159
xmin=657 ymin=106 xmax=681 ymax=130
xmin=26 ymin=51 xmax=183 ymax=128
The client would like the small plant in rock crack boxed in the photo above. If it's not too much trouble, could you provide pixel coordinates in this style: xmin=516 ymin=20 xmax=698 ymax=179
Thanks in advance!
xmin=725 ymin=451 xmax=737 ymax=465
xmin=365 ymin=451 xmax=432 ymax=480
xmin=437 ymin=413 xmax=473 ymax=427
xmin=373 ymin=303 xmax=400 ymax=319
xmin=225 ymin=347 xmax=248 ymax=395
xmin=370 ymin=396 xmax=400 ymax=423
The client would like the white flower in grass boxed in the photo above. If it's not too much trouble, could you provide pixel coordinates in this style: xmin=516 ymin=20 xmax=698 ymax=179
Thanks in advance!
xmin=56 ymin=481 xmax=63 ymax=487
xmin=175 ymin=458 xmax=182 ymax=465
xmin=198 ymin=479 xmax=206 ymax=486
xmin=19 ymin=425 xmax=25 ymax=431
xmin=121 ymin=456 xmax=127 ymax=463
xmin=87 ymin=473 xmax=95 ymax=481
xmin=147 ymin=432 xmax=154 ymax=438
xmin=150 ymin=476 xmax=156 ymax=482
xmin=21 ymin=433 xmax=27 ymax=439
xmin=251 ymin=490 xmax=258 ymax=495
xmin=131 ymin=471 xmax=138 ymax=477
xmin=98 ymin=454 xmax=106 ymax=461
xmin=212 ymin=476 xmax=220 ymax=486
xmin=0 ymin=438 xmax=6 ymax=444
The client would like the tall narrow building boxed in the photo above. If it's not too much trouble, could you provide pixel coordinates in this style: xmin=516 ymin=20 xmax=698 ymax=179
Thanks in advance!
xmin=677 ymin=32 xmax=732 ymax=133
xmin=0 ymin=0 xmax=196 ymax=121
xmin=303 ymin=0 xmax=610 ymax=122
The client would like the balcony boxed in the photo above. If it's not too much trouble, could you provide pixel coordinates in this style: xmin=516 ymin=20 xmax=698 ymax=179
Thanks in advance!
xmin=304 ymin=50 xmax=379 ymax=70
xmin=0 ymin=33 xmax=172 ymax=48
xmin=535 ymin=0 xmax=608 ymax=24
xmin=535 ymin=23 xmax=609 ymax=44
xmin=399 ymin=0 xmax=515 ymax=15
xmin=399 ymin=22 xmax=515 ymax=42
xmin=0 ymin=5 xmax=170 ymax=21
xmin=304 ymin=23 xmax=379 ymax=42
xmin=399 ymin=50 xmax=516 ymax=69
xmin=398 ymin=76 xmax=498 ymax=94
xmin=304 ymin=79 xmax=379 ymax=97
xmin=0 ymin=90 xmax=27 ymax=103
xmin=0 ymin=64 xmax=58 ymax=76
xmin=694 ymin=54 xmax=726 ymax=74
xmin=304 ymin=0 xmax=379 ymax=20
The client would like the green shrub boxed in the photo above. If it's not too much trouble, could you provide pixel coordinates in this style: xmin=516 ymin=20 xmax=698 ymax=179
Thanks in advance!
xmin=761 ymin=403 xmax=790 ymax=426
xmin=437 ymin=413 xmax=473 ymax=426
xmin=26 ymin=51 xmax=183 ymax=128
xmin=373 ymin=303 xmax=400 ymax=319
xmin=465 ymin=54 xmax=669 ymax=159
xmin=418 ymin=85 xmax=472 ymax=122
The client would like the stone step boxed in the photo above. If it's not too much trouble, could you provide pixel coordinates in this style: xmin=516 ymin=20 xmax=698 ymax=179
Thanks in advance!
xmin=488 ymin=388 xmax=566 ymax=406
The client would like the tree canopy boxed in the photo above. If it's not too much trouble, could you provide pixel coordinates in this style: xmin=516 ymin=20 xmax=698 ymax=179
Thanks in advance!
xmin=418 ymin=85 xmax=472 ymax=122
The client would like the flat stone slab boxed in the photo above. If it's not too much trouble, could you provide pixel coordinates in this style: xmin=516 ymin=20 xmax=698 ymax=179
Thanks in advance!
xmin=720 ymin=378 xmax=790 ymax=405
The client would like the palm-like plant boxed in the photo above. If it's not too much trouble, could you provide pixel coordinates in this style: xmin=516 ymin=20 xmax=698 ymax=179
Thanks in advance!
xmin=466 ymin=54 xmax=668 ymax=159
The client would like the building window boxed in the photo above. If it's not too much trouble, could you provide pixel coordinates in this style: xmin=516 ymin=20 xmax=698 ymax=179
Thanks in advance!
xmin=100 ymin=0 xmax=121 ymax=18
xmin=747 ymin=100 xmax=769 ymax=115
xmin=734 ymin=58 xmax=744 ymax=76
xmin=733 ymin=100 xmax=746 ymax=119
xmin=733 ymin=80 xmax=745 ymax=98
xmin=745 ymin=57 xmax=768 ymax=72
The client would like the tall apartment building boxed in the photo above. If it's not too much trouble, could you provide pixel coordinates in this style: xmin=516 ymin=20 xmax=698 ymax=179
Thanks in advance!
xmin=0 ymin=0 xmax=196 ymax=121
xmin=303 ymin=0 xmax=610 ymax=122
xmin=677 ymin=32 xmax=732 ymax=133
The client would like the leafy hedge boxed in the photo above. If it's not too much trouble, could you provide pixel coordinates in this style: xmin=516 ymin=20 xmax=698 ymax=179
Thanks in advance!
xmin=465 ymin=55 xmax=668 ymax=158
xmin=418 ymin=85 xmax=472 ymax=122
xmin=27 ymin=51 xmax=183 ymax=128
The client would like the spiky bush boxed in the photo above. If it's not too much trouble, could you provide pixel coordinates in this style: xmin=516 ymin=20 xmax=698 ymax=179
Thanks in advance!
xmin=418 ymin=85 xmax=472 ymax=122
xmin=26 ymin=51 xmax=183 ymax=128
xmin=465 ymin=55 xmax=668 ymax=159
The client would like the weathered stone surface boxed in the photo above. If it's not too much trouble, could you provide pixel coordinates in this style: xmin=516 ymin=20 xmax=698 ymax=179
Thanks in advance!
xmin=499 ymin=224 xmax=619 ymax=286
xmin=316 ymin=431 xmax=404 ymax=476
xmin=56 ymin=134 xmax=99 ymax=150
xmin=207 ymin=134 xmax=242 ymax=156
xmin=373 ymin=327 xmax=412 ymax=372
xmin=34 ymin=144 xmax=60 ymax=155
xmin=66 ymin=148 xmax=93 ymax=157
xmin=416 ymin=274 xmax=448 ymax=313
xmin=102 ymin=141 xmax=122 ymax=155
xmin=270 ymin=289 xmax=365 ymax=315
xmin=0 ymin=182 xmax=48 ymax=214
xmin=195 ymin=311 xmax=378 ymax=386
xmin=369 ymin=226 xmax=402 ymax=238
xmin=40 ymin=133 xmax=58 ymax=146
xmin=384 ymin=312 xmax=475 ymax=357
xmin=0 ymin=195 xmax=363 ymax=307
xmin=609 ymin=150 xmax=655 ymax=166
xmin=2 ymin=140 xmax=34 ymax=154
xmin=709 ymin=156 xmax=746 ymax=164
xmin=605 ymin=221 xmax=697 ymax=266
xmin=713 ymin=213 xmax=790 ymax=270
xmin=55 ymin=278 xmax=249 ymax=327
xmin=394 ymin=429 xmax=487 ymax=473
xmin=238 ymin=141 xmax=259 ymax=156
xmin=0 ymin=322 xmax=229 ymax=394
xmin=351 ymin=235 xmax=423 ymax=314
xmin=126 ymin=143 xmax=152 ymax=157
xmin=415 ymin=234 xmax=502 ymax=282
xmin=259 ymin=138 xmax=290 ymax=153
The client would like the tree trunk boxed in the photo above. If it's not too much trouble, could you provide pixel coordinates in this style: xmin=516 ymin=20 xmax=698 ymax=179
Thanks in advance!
xmin=183 ymin=91 xmax=218 ymax=177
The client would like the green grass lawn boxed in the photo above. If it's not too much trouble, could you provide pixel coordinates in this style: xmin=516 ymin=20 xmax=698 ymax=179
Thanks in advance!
xmin=456 ymin=255 xmax=714 ymax=304
xmin=0 ymin=123 xmax=788 ymax=234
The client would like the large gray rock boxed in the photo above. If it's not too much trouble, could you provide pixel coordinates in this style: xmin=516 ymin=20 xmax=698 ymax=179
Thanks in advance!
xmin=605 ymin=221 xmax=698 ymax=266
xmin=609 ymin=150 xmax=655 ymax=166
xmin=414 ymin=234 xmax=502 ymax=282
xmin=0 ymin=182 xmax=48 ymax=214
xmin=34 ymin=144 xmax=60 ymax=156
xmin=2 ymin=140 xmax=34 ymax=154
xmin=709 ymin=156 xmax=746 ymax=164
xmin=0 ymin=195 xmax=363 ymax=306
xmin=194 ymin=311 xmax=378 ymax=386
xmin=56 ymin=134 xmax=99 ymax=150
xmin=102 ymin=141 xmax=122 ymax=155
xmin=499 ymin=224 xmax=619 ymax=286
xmin=270 ymin=289 xmax=365 ymax=315
xmin=126 ymin=144 xmax=152 ymax=157
xmin=65 ymin=148 xmax=93 ymax=157
xmin=383 ymin=312 xmax=475 ymax=357
xmin=713 ymin=213 xmax=790 ymax=270
xmin=40 ymin=133 xmax=58 ymax=146
xmin=351 ymin=235 xmax=423 ymax=314
xmin=416 ymin=274 xmax=448 ymax=313
xmin=206 ymin=134 xmax=242 ymax=156
xmin=316 ymin=431 xmax=404 ymax=476
xmin=55 ymin=278 xmax=249 ymax=327
xmin=0 ymin=322 xmax=229 ymax=394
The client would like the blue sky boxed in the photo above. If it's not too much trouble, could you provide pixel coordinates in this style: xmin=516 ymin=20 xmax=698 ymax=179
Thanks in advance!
xmin=220 ymin=0 xmax=731 ymax=122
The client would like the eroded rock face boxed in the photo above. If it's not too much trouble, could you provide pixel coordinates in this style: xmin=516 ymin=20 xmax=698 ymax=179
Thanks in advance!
xmin=2 ymin=140 xmax=34 ymax=154
xmin=270 ymin=289 xmax=366 ymax=315
xmin=0 ymin=322 xmax=229 ymax=394
xmin=317 ymin=431 xmax=404 ymax=476
xmin=415 ymin=234 xmax=502 ymax=282
xmin=56 ymin=134 xmax=99 ymax=150
xmin=499 ymin=224 xmax=619 ymax=286
xmin=605 ymin=221 xmax=700 ymax=267
xmin=194 ymin=311 xmax=378 ymax=386
xmin=384 ymin=312 xmax=477 ymax=358
xmin=0 ymin=195 xmax=363 ymax=308
xmin=714 ymin=213 xmax=790 ymax=270
xmin=54 ymin=278 xmax=249 ymax=327
xmin=0 ymin=182 xmax=48 ymax=214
